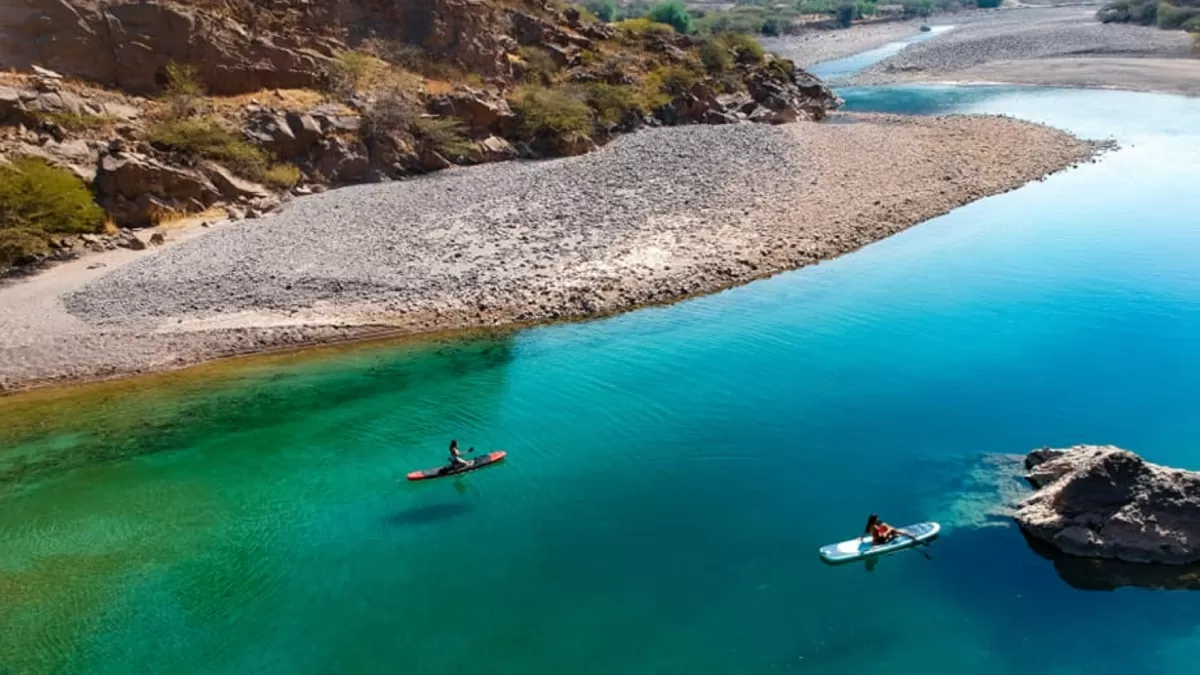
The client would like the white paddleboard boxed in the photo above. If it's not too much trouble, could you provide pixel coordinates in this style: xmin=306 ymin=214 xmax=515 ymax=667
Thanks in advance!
xmin=818 ymin=522 xmax=940 ymax=565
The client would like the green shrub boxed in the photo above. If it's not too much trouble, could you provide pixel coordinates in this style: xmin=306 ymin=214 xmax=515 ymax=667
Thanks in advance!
xmin=761 ymin=17 xmax=785 ymax=35
xmin=412 ymin=116 xmax=474 ymax=160
xmin=1099 ymin=0 xmax=1160 ymax=23
xmin=262 ymin=164 xmax=302 ymax=189
xmin=1157 ymin=2 xmax=1200 ymax=27
xmin=902 ymin=0 xmax=935 ymax=17
xmin=616 ymin=17 xmax=677 ymax=39
xmin=0 ymin=228 xmax=51 ymax=267
xmin=517 ymin=45 xmax=561 ymax=84
xmin=799 ymin=0 xmax=839 ymax=12
xmin=856 ymin=0 xmax=879 ymax=16
xmin=512 ymin=86 xmax=594 ymax=139
xmin=325 ymin=50 xmax=383 ymax=98
xmin=836 ymin=4 xmax=855 ymax=26
xmin=147 ymin=117 xmax=269 ymax=180
xmin=719 ymin=32 xmax=766 ymax=63
xmin=584 ymin=0 xmax=617 ymax=21
xmin=584 ymin=83 xmax=654 ymax=127
xmin=699 ymin=39 xmax=735 ymax=73
xmin=36 ymin=111 xmax=117 ymax=132
xmin=0 ymin=157 xmax=104 ymax=266
xmin=648 ymin=65 xmax=702 ymax=97
xmin=649 ymin=1 xmax=695 ymax=34
xmin=975 ymin=0 xmax=1002 ymax=8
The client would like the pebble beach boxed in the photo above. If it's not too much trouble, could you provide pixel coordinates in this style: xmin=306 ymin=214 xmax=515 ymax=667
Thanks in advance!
xmin=1 ymin=114 xmax=1098 ymax=391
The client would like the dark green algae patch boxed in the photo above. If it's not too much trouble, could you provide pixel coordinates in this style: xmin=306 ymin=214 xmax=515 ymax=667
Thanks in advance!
xmin=0 ymin=330 xmax=519 ymax=492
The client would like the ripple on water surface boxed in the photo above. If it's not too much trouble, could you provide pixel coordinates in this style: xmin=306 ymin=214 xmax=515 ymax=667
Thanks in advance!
xmin=2 ymin=86 xmax=1200 ymax=674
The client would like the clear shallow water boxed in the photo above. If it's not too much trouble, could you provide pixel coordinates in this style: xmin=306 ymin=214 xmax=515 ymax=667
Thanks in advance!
xmin=809 ymin=26 xmax=953 ymax=82
xmin=3 ymin=87 xmax=1200 ymax=673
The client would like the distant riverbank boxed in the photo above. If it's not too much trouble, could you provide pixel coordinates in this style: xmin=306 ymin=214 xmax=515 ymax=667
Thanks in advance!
xmin=852 ymin=6 xmax=1200 ymax=95
xmin=0 ymin=114 xmax=1099 ymax=393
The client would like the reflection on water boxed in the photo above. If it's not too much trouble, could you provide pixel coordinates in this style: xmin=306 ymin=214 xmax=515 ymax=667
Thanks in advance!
xmin=1021 ymin=531 xmax=1200 ymax=592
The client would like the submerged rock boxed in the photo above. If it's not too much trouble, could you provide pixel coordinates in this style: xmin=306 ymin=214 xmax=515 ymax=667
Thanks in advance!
xmin=1014 ymin=445 xmax=1200 ymax=565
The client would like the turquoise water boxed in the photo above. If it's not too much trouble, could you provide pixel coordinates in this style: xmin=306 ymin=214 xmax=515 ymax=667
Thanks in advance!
xmin=808 ymin=26 xmax=953 ymax=82
xmin=3 ymin=85 xmax=1200 ymax=673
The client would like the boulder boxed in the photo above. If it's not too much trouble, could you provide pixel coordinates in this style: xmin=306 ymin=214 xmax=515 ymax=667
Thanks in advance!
xmin=746 ymin=60 xmax=840 ymax=122
xmin=419 ymin=148 xmax=453 ymax=172
xmin=427 ymin=88 xmax=515 ymax=134
xmin=200 ymin=162 xmax=272 ymax=202
xmin=367 ymin=131 xmax=422 ymax=177
xmin=285 ymin=112 xmax=323 ymax=152
xmin=94 ymin=152 xmax=220 ymax=227
xmin=1014 ymin=445 xmax=1200 ymax=565
xmin=244 ymin=110 xmax=298 ymax=157
xmin=469 ymin=135 xmax=517 ymax=163
xmin=312 ymin=137 xmax=369 ymax=183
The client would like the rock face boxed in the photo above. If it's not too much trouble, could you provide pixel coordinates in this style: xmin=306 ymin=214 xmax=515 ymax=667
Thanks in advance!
xmin=1015 ymin=445 xmax=1200 ymax=565
xmin=10 ymin=0 xmax=330 ymax=95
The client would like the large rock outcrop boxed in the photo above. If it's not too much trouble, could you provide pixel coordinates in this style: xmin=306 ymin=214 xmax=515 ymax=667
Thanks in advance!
xmin=10 ymin=0 xmax=331 ymax=95
xmin=1015 ymin=445 xmax=1200 ymax=565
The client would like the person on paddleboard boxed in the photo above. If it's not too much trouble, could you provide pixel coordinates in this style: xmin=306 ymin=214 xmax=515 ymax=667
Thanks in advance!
xmin=448 ymin=440 xmax=471 ymax=470
xmin=864 ymin=514 xmax=916 ymax=546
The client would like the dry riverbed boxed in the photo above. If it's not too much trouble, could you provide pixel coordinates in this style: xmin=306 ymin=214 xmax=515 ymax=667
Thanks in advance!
xmin=0 ymin=115 xmax=1100 ymax=392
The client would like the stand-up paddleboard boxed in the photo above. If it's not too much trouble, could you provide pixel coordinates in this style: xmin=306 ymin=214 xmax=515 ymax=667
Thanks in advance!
xmin=818 ymin=522 xmax=940 ymax=565
xmin=407 ymin=451 xmax=507 ymax=481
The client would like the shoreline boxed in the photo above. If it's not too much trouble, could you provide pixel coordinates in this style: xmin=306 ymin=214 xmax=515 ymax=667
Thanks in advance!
xmin=0 ymin=113 xmax=1103 ymax=395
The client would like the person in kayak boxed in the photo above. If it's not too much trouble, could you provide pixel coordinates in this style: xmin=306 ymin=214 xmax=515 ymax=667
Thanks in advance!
xmin=864 ymin=514 xmax=916 ymax=546
xmin=447 ymin=439 xmax=471 ymax=470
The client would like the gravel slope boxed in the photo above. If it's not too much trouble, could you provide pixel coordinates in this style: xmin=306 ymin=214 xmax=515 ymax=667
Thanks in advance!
xmin=1 ymin=116 xmax=1099 ymax=391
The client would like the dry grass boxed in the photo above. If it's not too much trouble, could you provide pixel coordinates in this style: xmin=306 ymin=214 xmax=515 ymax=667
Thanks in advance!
xmin=261 ymin=163 xmax=302 ymax=189
xmin=209 ymin=89 xmax=332 ymax=115
xmin=424 ymin=79 xmax=457 ymax=96
xmin=154 ymin=207 xmax=227 ymax=231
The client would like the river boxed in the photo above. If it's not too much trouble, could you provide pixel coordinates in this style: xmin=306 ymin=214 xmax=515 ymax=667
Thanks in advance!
xmin=2 ymin=53 xmax=1200 ymax=675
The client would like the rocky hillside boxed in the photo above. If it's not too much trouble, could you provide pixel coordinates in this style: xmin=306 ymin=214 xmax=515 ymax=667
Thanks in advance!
xmin=0 ymin=0 xmax=839 ymax=269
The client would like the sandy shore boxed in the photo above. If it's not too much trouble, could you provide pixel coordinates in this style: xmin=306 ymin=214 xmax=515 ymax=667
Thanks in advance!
xmin=0 ymin=115 xmax=1099 ymax=392
xmin=856 ymin=6 xmax=1200 ymax=95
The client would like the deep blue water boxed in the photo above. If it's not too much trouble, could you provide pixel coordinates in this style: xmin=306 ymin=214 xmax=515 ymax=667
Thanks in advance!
xmin=2 ymin=77 xmax=1200 ymax=675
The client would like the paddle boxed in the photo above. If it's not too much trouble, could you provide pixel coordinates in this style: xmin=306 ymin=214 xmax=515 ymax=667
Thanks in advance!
xmin=899 ymin=531 xmax=933 ymax=560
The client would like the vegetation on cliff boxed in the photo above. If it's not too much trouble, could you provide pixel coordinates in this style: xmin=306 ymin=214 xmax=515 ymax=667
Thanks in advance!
xmin=0 ymin=158 xmax=104 ymax=267
xmin=1098 ymin=0 xmax=1200 ymax=33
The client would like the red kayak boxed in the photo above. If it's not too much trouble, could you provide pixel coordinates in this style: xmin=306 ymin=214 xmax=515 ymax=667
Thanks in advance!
xmin=406 ymin=451 xmax=507 ymax=481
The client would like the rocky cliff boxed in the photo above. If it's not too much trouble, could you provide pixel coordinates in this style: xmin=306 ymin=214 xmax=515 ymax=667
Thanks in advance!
xmin=0 ymin=0 xmax=840 ymax=267
xmin=1015 ymin=445 xmax=1200 ymax=565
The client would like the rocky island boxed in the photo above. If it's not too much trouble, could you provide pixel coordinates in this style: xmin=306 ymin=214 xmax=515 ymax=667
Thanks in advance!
xmin=1016 ymin=445 xmax=1200 ymax=566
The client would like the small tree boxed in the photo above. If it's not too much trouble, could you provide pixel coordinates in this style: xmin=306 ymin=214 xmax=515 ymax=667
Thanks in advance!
xmin=650 ymin=1 xmax=695 ymax=34
xmin=836 ymin=4 xmax=855 ymax=26
xmin=164 ymin=61 xmax=205 ymax=118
